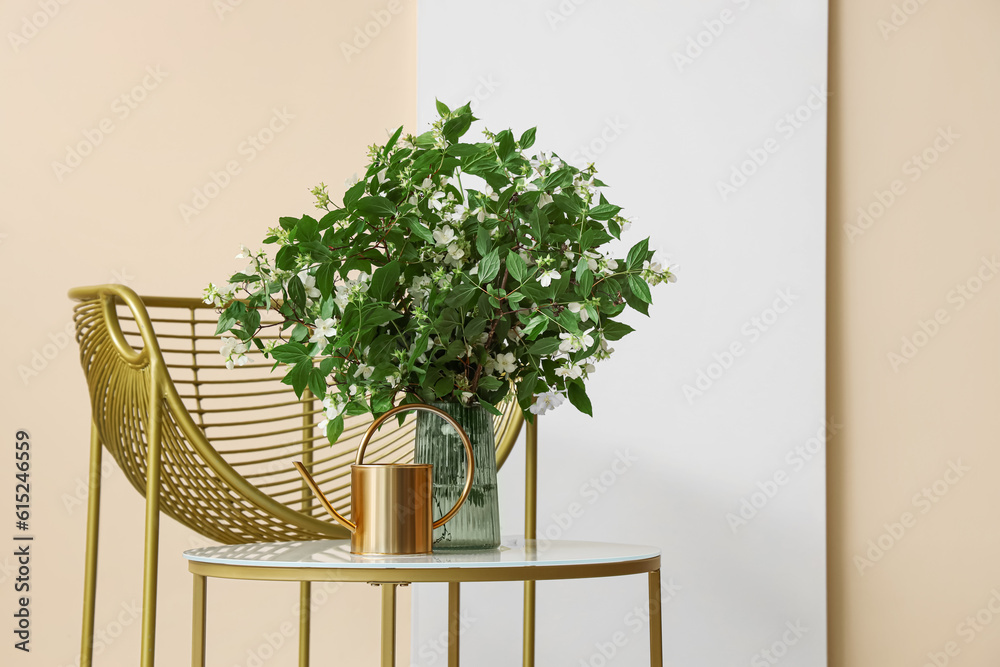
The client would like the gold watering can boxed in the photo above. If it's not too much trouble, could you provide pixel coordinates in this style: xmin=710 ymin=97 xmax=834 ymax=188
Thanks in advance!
xmin=294 ymin=404 xmax=475 ymax=556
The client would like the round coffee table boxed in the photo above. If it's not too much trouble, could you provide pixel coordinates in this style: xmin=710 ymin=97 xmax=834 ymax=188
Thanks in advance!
xmin=184 ymin=536 xmax=663 ymax=667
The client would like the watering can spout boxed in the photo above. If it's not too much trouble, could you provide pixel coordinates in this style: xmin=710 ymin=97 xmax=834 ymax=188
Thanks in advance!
xmin=293 ymin=461 xmax=357 ymax=533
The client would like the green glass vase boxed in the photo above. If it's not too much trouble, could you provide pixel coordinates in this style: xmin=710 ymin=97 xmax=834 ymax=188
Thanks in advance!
xmin=414 ymin=401 xmax=501 ymax=550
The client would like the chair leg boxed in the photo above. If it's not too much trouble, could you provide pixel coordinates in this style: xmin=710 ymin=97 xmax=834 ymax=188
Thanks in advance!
xmin=192 ymin=574 xmax=207 ymax=667
xmin=299 ymin=582 xmax=311 ymax=666
xmin=140 ymin=394 xmax=163 ymax=667
xmin=80 ymin=422 xmax=102 ymax=667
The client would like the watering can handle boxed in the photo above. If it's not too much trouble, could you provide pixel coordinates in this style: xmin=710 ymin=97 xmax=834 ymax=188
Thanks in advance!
xmin=293 ymin=403 xmax=476 ymax=533
xmin=359 ymin=404 xmax=476 ymax=529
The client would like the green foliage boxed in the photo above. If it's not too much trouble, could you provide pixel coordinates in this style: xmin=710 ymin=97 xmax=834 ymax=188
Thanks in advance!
xmin=207 ymin=105 xmax=676 ymax=438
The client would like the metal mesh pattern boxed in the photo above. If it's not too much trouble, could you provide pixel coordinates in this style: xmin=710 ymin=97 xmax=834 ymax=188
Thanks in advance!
xmin=70 ymin=285 xmax=522 ymax=545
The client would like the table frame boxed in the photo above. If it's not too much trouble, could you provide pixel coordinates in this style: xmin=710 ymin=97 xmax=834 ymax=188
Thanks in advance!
xmin=188 ymin=554 xmax=663 ymax=667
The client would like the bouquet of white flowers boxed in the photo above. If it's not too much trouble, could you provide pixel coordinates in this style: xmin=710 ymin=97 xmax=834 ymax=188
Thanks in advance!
xmin=207 ymin=101 xmax=675 ymax=443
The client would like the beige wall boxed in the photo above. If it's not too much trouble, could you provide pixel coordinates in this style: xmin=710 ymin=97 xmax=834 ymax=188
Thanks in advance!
xmin=829 ymin=0 xmax=1000 ymax=665
xmin=1 ymin=1 xmax=415 ymax=664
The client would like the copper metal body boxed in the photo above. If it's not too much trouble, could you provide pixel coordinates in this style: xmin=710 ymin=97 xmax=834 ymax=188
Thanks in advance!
xmin=295 ymin=404 xmax=475 ymax=555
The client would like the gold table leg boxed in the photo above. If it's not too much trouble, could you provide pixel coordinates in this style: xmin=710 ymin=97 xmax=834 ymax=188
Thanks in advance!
xmin=523 ymin=416 xmax=538 ymax=667
xmin=192 ymin=574 xmax=207 ymax=667
xmin=649 ymin=569 xmax=663 ymax=667
xmin=381 ymin=583 xmax=397 ymax=667
xmin=80 ymin=422 xmax=102 ymax=667
xmin=448 ymin=582 xmax=460 ymax=666
xmin=299 ymin=582 xmax=311 ymax=666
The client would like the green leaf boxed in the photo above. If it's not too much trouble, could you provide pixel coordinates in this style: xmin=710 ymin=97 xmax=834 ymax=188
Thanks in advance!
xmin=434 ymin=376 xmax=454 ymax=398
xmin=628 ymin=274 xmax=653 ymax=304
xmin=275 ymin=245 xmax=297 ymax=270
xmin=362 ymin=306 xmax=402 ymax=329
xmin=497 ymin=130 xmax=516 ymax=161
xmin=215 ymin=315 xmax=235 ymax=335
xmin=282 ymin=360 xmax=312 ymax=399
xmin=519 ymin=127 xmax=537 ymax=150
xmin=287 ymin=275 xmax=306 ymax=310
xmin=626 ymin=238 xmax=650 ymax=270
xmin=384 ymin=125 xmax=403 ymax=155
xmin=568 ymin=382 xmax=593 ymax=416
xmin=476 ymin=226 xmax=492 ymax=257
xmin=506 ymin=251 xmax=527 ymax=282
xmin=477 ymin=399 xmax=503 ymax=417
xmin=477 ymin=375 xmax=503 ymax=392
xmin=602 ymin=320 xmax=635 ymax=341
xmin=316 ymin=265 xmax=337 ymax=299
xmin=478 ymin=249 xmax=501 ymax=283
xmin=343 ymin=180 xmax=366 ymax=208
xmin=443 ymin=114 xmax=473 ymax=143
xmin=369 ymin=260 xmax=402 ymax=301
xmin=435 ymin=99 xmax=451 ymax=115
xmin=608 ymin=218 xmax=622 ymax=239
xmin=325 ymin=415 xmax=345 ymax=443
xmin=517 ymin=371 xmax=538 ymax=406
xmin=403 ymin=216 xmax=435 ymax=243
xmin=522 ymin=313 xmax=549 ymax=339
xmin=308 ymin=368 xmax=327 ymax=399
xmin=588 ymin=204 xmax=622 ymax=221
xmin=296 ymin=216 xmax=319 ymax=241
xmin=553 ymin=193 xmax=583 ymax=216
xmin=529 ymin=336 xmax=561 ymax=355
xmin=577 ymin=268 xmax=594 ymax=297
xmin=271 ymin=342 xmax=311 ymax=364
xmin=355 ymin=196 xmax=397 ymax=219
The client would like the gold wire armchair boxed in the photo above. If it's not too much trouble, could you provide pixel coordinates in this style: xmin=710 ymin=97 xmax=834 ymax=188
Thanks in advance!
xmin=69 ymin=283 xmax=524 ymax=667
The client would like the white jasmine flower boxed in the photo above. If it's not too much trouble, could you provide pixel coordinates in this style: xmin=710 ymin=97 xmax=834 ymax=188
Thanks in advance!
xmin=433 ymin=225 xmax=456 ymax=246
xmin=220 ymin=337 xmax=250 ymax=370
xmin=555 ymin=364 xmax=584 ymax=380
xmin=446 ymin=205 xmax=468 ymax=223
xmin=309 ymin=318 xmax=338 ymax=344
xmin=428 ymin=191 xmax=447 ymax=211
xmin=538 ymin=270 xmax=560 ymax=287
xmin=460 ymin=391 xmax=475 ymax=405
xmin=322 ymin=395 xmax=346 ymax=419
xmin=203 ymin=283 xmax=223 ymax=307
xmin=567 ymin=302 xmax=590 ymax=323
xmin=345 ymin=173 xmax=360 ymax=187
xmin=354 ymin=364 xmax=375 ymax=380
xmin=558 ymin=332 xmax=595 ymax=354
xmin=298 ymin=271 xmax=322 ymax=300
xmin=235 ymin=244 xmax=252 ymax=260
xmin=447 ymin=242 xmax=466 ymax=261
xmin=484 ymin=185 xmax=500 ymax=202
xmin=495 ymin=352 xmax=517 ymax=375
xmin=529 ymin=391 xmax=565 ymax=415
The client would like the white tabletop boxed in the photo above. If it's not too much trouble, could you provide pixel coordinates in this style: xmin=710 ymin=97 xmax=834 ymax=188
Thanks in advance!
xmin=184 ymin=536 xmax=660 ymax=570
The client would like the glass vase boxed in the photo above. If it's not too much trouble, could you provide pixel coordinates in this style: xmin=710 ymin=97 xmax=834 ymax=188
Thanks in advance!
xmin=414 ymin=401 xmax=501 ymax=550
